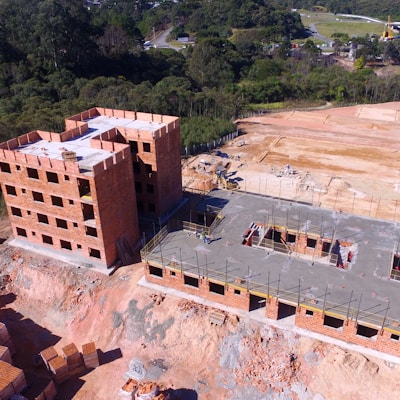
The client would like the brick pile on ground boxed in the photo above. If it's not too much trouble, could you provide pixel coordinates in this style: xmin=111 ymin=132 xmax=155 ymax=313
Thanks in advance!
xmin=0 ymin=344 xmax=11 ymax=363
xmin=0 ymin=322 xmax=15 ymax=355
xmin=82 ymin=342 xmax=99 ymax=369
xmin=119 ymin=378 xmax=138 ymax=399
xmin=48 ymin=356 xmax=69 ymax=384
xmin=62 ymin=342 xmax=85 ymax=373
xmin=40 ymin=346 xmax=58 ymax=369
xmin=0 ymin=359 xmax=27 ymax=398
xmin=135 ymin=381 xmax=159 ymax=399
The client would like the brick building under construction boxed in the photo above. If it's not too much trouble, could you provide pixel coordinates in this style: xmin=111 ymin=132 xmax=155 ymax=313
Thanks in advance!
xmin=0 ymin=108 xmax=182 ymax=269
xmin=142 ymin=189 xmax=400 ymax=358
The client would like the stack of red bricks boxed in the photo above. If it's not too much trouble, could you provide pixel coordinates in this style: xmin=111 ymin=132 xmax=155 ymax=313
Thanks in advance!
xmin=40 ymin=346 xmax=58 ymax=370
xmin=40 ymin=342 xmax=100 ymax=384
xmin=0 ymin=322 xmax=15 ymax=355
xmin=0 ymin=344 xmax=12 ymax=363
xmin=119 ymin=378 xmax=138 ymax=399
xmin=0 ymin=360 xmax=27 ymax=398
xmin=61 ymin=343 xmax=85 ymax=374
xmin=40 ymin=346 xmax=69 ymax=384
xmin=82 ymin=342 xmax=99 ymax=369
xmin=48 ymin=356 xmax=69 ymax=384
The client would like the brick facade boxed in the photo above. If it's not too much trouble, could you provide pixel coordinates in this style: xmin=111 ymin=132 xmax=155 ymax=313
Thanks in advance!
xmin=295 ymin=306 xmax=400 ymax=357
xmin=145 ymin=264 xmax=400 ymax=357
xmin=0 ymin=108 xmax=181 ymax=268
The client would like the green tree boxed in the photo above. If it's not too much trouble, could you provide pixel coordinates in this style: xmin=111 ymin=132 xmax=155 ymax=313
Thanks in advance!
xmin=187 ymin=39 xmax=236 ymax=88
xmin=354 ymin=55 xmax=366 ymax=70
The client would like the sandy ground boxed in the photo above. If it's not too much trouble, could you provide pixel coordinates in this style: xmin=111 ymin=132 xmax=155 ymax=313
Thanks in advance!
xmin=184 ymin=102 xmax=400 ymax=222
xmin=3 ymin=103 xmax=400 ymax=399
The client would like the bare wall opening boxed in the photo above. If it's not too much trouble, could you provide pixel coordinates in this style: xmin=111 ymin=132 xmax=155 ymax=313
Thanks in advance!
xmin=209 ymin=282 xmax=225 ymax=295
xmin=184 ymin=275 xmax=199 ymax=288
xmin=324 ymin=314 xmax=344 ymax=329
xmin=78 ymin=178 xmax=91 ymax=197
xmin=277 ymin=302 xmax=296 ymax=319
xmin=356 ymin=324 xmax=378 ymax=339
xmin=60 ymin=240 xmax=72 ymax=250
xmin=249 ymin=294 xmax=266 ymax=311
xmin=149 ymin=265 xmax=163 ymax=277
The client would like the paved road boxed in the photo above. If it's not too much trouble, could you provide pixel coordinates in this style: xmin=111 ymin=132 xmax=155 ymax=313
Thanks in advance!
xmin=309 ymin=22 xmax=331 ymax=44
xmin=153 ymin=27 xmax=180 ymax=51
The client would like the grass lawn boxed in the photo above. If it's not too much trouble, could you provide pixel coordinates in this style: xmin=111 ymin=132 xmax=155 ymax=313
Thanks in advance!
xmin=301 ymin=11 xmax=385 ymax=39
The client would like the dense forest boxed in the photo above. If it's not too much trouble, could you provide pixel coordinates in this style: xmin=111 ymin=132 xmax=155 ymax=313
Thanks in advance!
xmin=0 ymin=0 xmax=400 ymax=147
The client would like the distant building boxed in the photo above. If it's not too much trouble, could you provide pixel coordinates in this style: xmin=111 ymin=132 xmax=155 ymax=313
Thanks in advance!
xmin=0 ymin=108 xmax=181 ymax=269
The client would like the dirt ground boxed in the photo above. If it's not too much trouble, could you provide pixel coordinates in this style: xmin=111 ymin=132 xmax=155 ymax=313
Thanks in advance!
xmin=184 ymin=102 xmax=400 ymax=222
xmin=3 ymin=103 xmax=400 ymax=399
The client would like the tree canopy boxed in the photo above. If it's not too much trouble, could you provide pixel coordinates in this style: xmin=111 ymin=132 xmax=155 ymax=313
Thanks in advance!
xmin=0 ymin=0 xmax=399 ymax=147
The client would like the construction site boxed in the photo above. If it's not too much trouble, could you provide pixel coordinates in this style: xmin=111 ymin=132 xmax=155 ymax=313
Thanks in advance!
xmin=3 ymin=102 xmax=400 ymax=399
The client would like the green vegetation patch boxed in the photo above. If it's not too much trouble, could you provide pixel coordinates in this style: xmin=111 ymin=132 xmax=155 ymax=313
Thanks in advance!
xmin=316 ymin=21 xmax=383 ymax=39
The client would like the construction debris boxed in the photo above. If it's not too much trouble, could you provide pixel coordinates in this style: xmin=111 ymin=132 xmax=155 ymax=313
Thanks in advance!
xmin=119 ymin=379 xmax=171 ymax=400
xmin=178 ymin=300 xmax=208 ymax=315
xmin=149 ymin=293 xmax=166 ymax=305
xmin=120 ymin=378 xmax=138 ymax=399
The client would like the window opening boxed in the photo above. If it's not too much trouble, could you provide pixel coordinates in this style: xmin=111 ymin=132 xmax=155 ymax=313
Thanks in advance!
xmin=27 ymin=168 xmax=39 ymax=179
xmin=5 ymin=185 xmax=16 ymax=196
xmin=46 ymin=171 xmax=59 ymax=184
xmin=32 ymin=191 xmax=44 ymax=202
xmin=37 ymin=214 xmax=49 ymax=224
xmin=42 ymin=235 xmax=53 ymax=245
xmin=51 ymin=195 xmax=63 ymax=207
xmin=89 ymin=248 xmax=101 ymax=259
xmin=0 ymin=162 xmax=11 ymax=173
xmin=143 ymin=142 xmax=151 ymax=152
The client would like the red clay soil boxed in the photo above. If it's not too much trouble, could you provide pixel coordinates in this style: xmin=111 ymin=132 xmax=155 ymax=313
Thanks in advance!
xmin=3 ymin=103 xmax=400 ymax=399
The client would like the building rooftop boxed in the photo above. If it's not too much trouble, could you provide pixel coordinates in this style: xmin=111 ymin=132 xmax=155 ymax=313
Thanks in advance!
xmin=17 ymin=114 xmax=166 ymax=169
xmin=146 ymin=189 xmax=400 ymax=327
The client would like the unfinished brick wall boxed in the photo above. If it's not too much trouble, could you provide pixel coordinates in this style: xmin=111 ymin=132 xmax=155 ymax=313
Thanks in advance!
xmin=145 ymin=264 xmax=400 ymax=357
xmin=0 ymin=108 xmax=181 ymax=268
xmin=0 ymin=130 xmax=137 ymax=268
xmin=144 ymin=264 xmax=250 ymax=311
xmin=92 ymin=149 xmax=139 ymax=266
xmin=117 ymin=120 xmax=181 ymax=218
xmin=295 ymin=306 xmax=400 ymax=357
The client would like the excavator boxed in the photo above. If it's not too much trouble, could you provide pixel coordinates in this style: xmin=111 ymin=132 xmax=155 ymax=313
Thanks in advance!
xmin=212 ymin=161 xmax=240 ymax=190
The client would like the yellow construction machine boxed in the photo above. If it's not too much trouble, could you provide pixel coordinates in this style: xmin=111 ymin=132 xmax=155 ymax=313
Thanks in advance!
xmin=212 ymin=161 xmax=239 ymax=190
xmin=382 ymin=16 xmax=395 ymax=40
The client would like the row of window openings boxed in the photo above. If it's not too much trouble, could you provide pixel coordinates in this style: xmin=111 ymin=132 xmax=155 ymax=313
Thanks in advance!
xmin=0 ymin=162 xmax=71 ymax=183
xmin=11 ymin=208 xmax=97 ymax=236
xmin=129 ymin=141 xmax=151 ymax=154
xmin=15 ymin=227 xmax=101 ymax=258
xmin=135 ymin=182 xmax=154 ymax=194
xmin=6 ymin=185 xmax=81 ymax=208
xmin=150 ymin=266 xmax=241 ymax=295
